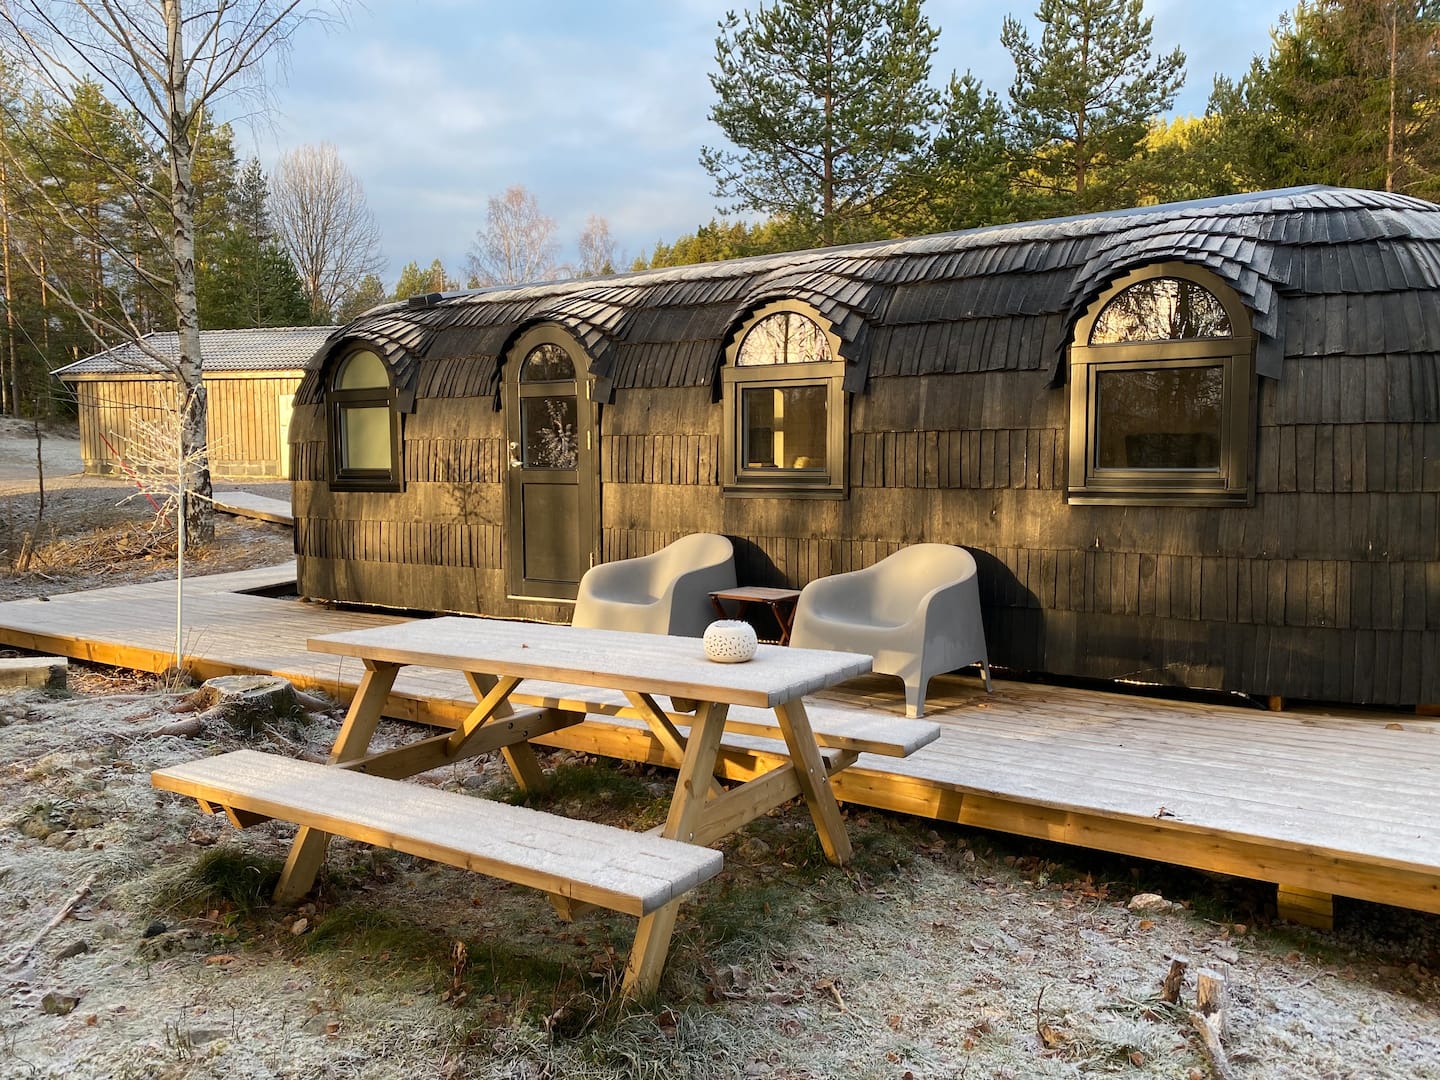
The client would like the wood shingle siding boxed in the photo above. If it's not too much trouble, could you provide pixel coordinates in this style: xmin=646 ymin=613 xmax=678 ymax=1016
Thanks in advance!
xmin=292 ymin=187 xmax=1440 ymax=707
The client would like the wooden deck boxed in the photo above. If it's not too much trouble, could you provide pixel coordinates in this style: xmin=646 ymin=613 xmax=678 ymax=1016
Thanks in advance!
xmin=213 ymin=491 xmax=293 ymax=526
xmin=1 ymin=563 xmax=1437 ymax=926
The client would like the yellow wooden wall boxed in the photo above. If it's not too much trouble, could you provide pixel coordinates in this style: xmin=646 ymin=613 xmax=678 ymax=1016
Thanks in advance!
xmin=71 ymin=373 xmax=304 ymax=480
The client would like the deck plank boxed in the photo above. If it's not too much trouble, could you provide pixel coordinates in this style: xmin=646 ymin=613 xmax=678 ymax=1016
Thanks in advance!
xmin=2 ymin=566 xmax=1439 ymax=915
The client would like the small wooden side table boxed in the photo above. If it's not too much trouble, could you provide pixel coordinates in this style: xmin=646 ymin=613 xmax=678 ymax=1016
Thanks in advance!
xmin=709 ymin=586 xmax=803 ymax=645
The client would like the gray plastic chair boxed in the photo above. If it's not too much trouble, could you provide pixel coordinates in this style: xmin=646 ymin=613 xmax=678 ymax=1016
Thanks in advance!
xmin=790 ymin=544 xmax=992 ymax=717
xmin=572 ymin=533 xmax=736 ymax=638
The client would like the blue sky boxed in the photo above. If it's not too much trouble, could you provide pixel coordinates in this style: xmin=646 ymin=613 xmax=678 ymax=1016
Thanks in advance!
xmin=246 ymin=0 xmax=1286 ymax=285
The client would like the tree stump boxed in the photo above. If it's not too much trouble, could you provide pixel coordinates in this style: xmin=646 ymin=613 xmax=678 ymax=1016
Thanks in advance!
xmin=187 ymin=675 xmax=302 ymax=735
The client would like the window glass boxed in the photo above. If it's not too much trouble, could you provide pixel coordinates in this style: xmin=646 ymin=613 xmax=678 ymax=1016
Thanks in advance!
xmin=334 ymin=348 xmax=389 ymax=390
xmin=521 ymin=343 xmax=575 ymax=382
xmin=736 ymin=312 xmax=833 ymax=366
xmin=1094 ymin=367 xmax=1223 ymax=470
xmin=1090 ymin=277 xmax=1232 ymax=344
xmin=338 ymin=405 xmax=394 ymax=471
xmin=741 ymin=385 xmax=828 ymax=469
xmin=521 ymin=395 xmax=578 ymax=468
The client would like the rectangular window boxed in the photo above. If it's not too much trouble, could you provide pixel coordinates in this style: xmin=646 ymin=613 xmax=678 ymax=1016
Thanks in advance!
xmin=338 ymin=405 xmax=394 ymax=471
xmin=723 ymin=365 xmax=847 ymax=496
xmin=1094 ymin=366 xmax=1222 ymax=471
xmin=740 ymin=385 xmax=827 ymax=469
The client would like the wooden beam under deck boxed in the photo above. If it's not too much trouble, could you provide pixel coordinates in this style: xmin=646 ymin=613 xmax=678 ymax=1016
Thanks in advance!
xmin=2 ymin=563 xmax=1439 ymax=926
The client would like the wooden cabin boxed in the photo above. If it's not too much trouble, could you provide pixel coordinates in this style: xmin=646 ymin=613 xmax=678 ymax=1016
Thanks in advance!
xmin=290 ymin=187 xmax=1440 ymax=709
xmin=56 ymin=326 xmax=336 ymax=480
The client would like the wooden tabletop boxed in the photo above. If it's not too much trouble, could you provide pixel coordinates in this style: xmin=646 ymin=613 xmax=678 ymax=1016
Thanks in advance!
xmin=709 ymin=586 xmax=802 ymax=603
xmin=308 ymin=617 xmax=871 ymax=710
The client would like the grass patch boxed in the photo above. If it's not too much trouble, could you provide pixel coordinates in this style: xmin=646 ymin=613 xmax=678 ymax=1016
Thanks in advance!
xmin=502 ymin=758 xmax=670 ymax=830
xmin=303 ymin=904 xmax=453 ymax=991
xmin=148 ymin=845 xmax=282 ymax=919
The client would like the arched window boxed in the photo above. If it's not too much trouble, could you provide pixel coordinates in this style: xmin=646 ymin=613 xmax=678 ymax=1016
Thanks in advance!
xmin=721 ymin=302 xmax=848 ymax=496
xmin=327 ymin=346 xmax=401 ymax=491
xmin=1068 ymin=265 xmax=1255 ymax=506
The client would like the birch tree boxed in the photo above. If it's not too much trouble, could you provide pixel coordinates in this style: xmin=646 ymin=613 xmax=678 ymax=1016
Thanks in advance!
xmin=464 ymin=185 xmax=559 ymax=286
xmin=575 ymin=214 xmax=617 ymax=278
xmin=0 ymin=0 xmax=321 ymax=543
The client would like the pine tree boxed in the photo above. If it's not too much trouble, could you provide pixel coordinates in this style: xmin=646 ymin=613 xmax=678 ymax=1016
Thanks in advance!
xmin=196 ymin=154 xmax=309 ymax=328
xmin=1210 ymin=1 xmax=1440 ymax=200
xmin=634 ymin=217 xmax=815 ymax=269
xmin=336 ymin=273 xmax=387 ymax=321
xmin=1002 ymin=0 xmax=1186 ymax=212
xmin=392 ymin=259 xmax=455 ymax=300
xmin=899 ymin=72 xmax=1018 ymax=233
xmin=701 ymin=0 xmax=942 ymax=246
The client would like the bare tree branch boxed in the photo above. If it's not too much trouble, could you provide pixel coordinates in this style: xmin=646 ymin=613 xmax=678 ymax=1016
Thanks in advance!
xmin=269 ymin=141 xmax=386 ymax=320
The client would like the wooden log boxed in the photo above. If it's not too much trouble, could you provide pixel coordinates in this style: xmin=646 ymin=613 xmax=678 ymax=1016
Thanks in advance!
xmin=1195 ymin=968 xmax=1228 ymax=1037
xmin=0 ymin=656 xmax=66 ymax=690
xmin=1189 ymin=966 xmax=1237 ymax=1080
xmin=1161 ymin=954 xmax=1188 ymax=1005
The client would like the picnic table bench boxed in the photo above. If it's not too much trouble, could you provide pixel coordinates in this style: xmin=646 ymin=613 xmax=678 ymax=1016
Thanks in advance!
xmin=152 ymin=617 xmax=940 ymax=997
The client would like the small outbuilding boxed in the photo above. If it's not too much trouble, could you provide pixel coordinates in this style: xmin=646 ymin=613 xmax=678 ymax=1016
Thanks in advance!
xmin=289 ymin=187 xmax=1440 ymax=709
xmin=56 ymin=326 xmax=336 ymax=481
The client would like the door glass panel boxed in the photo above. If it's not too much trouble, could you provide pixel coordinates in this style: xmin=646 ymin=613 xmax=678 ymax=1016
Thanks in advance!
xmin=740 ymin=384 xmax=827 ymax=468
xmin=521 ymin=395 xmax=578 ymax=468
xmin=1095 ymin=366 xmax=1223 ymax=469
xmin=521 ymin=344 xmax=575 ymax=382
xmin=338 ymin=405 xmax=393 ymax=470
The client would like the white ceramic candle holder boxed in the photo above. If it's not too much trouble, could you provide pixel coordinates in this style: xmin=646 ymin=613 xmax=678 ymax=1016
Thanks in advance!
xmin=703 ymin=619 xmax=758 ymax=663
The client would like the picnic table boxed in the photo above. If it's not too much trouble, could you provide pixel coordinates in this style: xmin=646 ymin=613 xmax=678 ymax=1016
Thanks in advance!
xmin=153 ymin=617 xmax=940 ymax=996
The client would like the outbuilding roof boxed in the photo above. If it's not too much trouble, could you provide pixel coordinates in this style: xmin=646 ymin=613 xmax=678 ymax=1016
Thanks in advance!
xmin=54 ymin=326 xmax=339 ymax=378
xmin=307 ymin=186 xmax=1440 ymax=406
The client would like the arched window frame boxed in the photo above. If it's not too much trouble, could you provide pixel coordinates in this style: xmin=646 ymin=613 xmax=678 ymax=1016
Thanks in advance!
xmin=721 ymin=300 xmax=849 ymax=498
xmin=1067 ymin=263 xmax=1256 ymax=506
xmin=326 ymin=345 xmax=402 ymax=492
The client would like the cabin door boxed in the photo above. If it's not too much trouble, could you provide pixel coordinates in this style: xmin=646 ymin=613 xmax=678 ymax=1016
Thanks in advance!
xmin=276 ymin=393 xmax=294 ymax=479
xmin=503 ymin=328 xmax=598 ymax=602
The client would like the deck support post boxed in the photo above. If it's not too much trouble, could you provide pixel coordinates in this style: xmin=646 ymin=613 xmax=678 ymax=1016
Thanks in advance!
xmin=1276 ymin=884 xmax=1334 ymax=929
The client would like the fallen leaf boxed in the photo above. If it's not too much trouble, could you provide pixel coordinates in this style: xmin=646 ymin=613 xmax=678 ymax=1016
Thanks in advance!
xmin=1038 ymin=1021 xmax=1070 ymax=1050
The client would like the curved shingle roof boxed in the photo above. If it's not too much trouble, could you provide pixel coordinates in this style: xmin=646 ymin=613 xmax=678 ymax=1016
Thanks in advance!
xmin=300 ymin=186 xmax=1440 ymax=407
